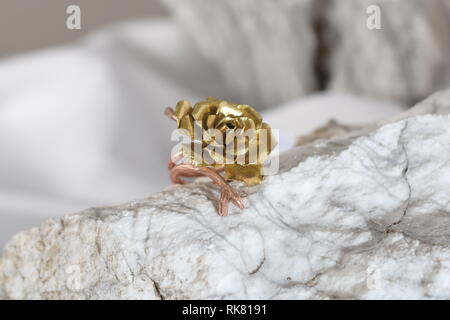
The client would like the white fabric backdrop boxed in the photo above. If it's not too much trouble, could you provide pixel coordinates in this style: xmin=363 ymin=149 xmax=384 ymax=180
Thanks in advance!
xmin=0 ymin=19 xmax=405 ymax=249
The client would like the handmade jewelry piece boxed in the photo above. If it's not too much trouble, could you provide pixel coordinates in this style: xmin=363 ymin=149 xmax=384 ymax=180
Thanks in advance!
xmin=165 ymin=97 xmax=276 ymax=216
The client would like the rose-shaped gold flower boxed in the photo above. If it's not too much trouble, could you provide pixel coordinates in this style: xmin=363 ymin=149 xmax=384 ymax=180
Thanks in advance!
xmin=172 ymin=97 xmax=276 ymax=186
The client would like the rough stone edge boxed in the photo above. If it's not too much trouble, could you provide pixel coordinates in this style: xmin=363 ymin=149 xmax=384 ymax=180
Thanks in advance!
xmin=0 ymin=89 xmax=449 ymax=299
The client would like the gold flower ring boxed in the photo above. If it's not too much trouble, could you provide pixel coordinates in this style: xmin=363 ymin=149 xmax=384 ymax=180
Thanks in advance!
xmin=165 ymin=98 xmax=276 ymax=216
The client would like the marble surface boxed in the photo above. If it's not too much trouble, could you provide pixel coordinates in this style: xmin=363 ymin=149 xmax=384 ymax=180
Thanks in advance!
xmin=1 ymin=90 xmax=450 ymax=299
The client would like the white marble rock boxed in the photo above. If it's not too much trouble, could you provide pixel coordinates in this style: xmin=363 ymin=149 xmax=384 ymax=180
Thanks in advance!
xmin=2 ymin=90 xmax=450 ymax=299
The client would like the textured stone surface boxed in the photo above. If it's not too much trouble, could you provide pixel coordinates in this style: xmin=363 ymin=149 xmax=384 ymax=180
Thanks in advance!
xmin=295 ymin=120 xmax=362 ymax=146
xmin=1 ymin=90 xmax=450 ymax=299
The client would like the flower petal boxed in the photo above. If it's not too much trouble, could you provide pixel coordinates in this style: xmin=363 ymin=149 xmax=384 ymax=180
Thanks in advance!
xmin=179 ymin=114 xmax=195 ymax=138
xmin=217 ymin=116 xmax=237 ymax=132
xmin=217 ymin=101 xmax=242 ymax=118
xmin=205 ymin=114 xmax=216 ymax=129
xmin=175 ymin=100 xmax=193 ymax=124
xmin=237 ymin=104 xmax=262 ymax=128
xmin=225 ymin=164 xmax=262 ymax=186
xmin=236 ymin=117 xmax=256 ymax=130
xmin=192 ymin=98 xmax=219 ymax=122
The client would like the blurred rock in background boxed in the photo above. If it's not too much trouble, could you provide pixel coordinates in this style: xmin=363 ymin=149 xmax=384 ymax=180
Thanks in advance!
xmin=163 ymin=0 xmax=450 ymax=108
xmin=325 ymin=0 xmax=450 ymax=106
xmin=162 ymin=0 xmax=318 ymax=108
